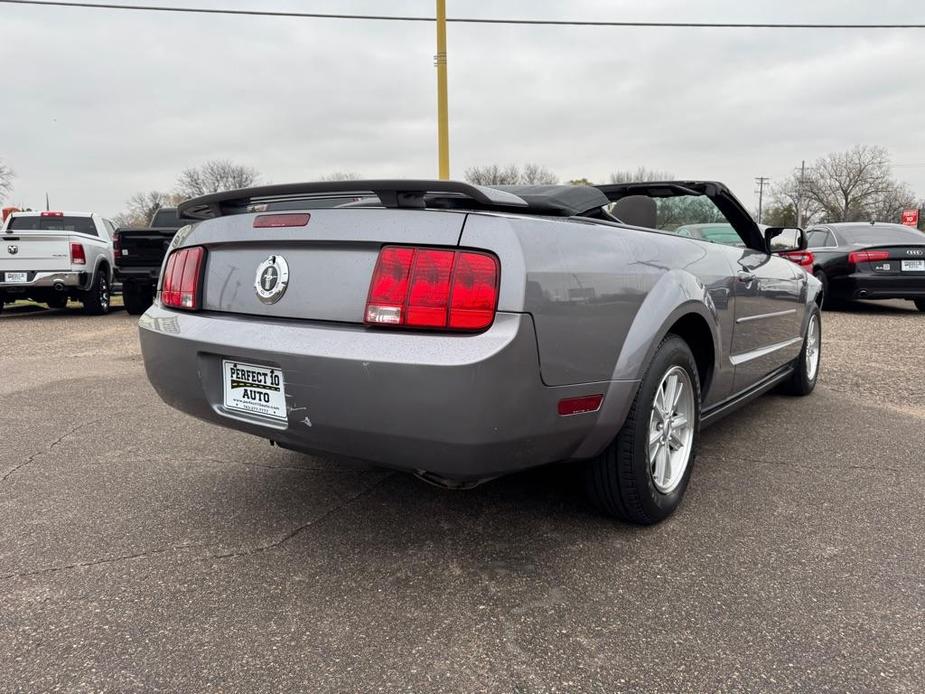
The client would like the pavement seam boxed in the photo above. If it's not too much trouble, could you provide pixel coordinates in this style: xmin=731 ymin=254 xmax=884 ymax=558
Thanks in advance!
xmin=0 ymin=416 xmax=108 ymax=486
xmin=701 ymin=452 xmax=904 ymax=474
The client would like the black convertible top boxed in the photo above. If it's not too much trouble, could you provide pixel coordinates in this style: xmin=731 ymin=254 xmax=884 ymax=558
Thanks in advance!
xmin=177 ymin=180 xmax=611 ymax=220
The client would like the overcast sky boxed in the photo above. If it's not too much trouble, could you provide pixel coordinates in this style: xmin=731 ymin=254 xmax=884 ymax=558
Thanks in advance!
xmin=2 ymin=0 xmax=925 ymax=216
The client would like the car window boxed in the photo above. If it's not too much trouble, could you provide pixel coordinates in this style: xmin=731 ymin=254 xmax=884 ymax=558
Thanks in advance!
xmin=806 ymin=231 xmax=825 ymax=248
xmin=637 ymin=198 xmax=746 ymax=248
xmin=837 ymin=224 xmax=925 ymax=246
xmin=7 ymin=215 xmax=97 ymax=236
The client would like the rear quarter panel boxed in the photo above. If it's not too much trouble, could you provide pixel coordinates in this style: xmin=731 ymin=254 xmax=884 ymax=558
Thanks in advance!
xmin=461 ymin=214 xmax=737 ymax=407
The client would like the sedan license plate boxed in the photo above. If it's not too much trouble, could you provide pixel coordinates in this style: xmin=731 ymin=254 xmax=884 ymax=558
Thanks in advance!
xmin=222 ymin=360 xmax=287 ymax=421
xmin=4 ymin=272 xmax=27 ymax=283
xmin=901 ymin=260 xmax=925 ymax=272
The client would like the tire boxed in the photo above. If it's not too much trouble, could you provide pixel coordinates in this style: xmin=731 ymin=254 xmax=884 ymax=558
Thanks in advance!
xmin=780 ymin=306 xmax=821 ymax=396
xmin=914 ymin=299 xmax=925 ymax=312
xmin=583 ymin=335 xmax=701 ymax=525
xmin=81 ymin=268 xmax=111 ymax=315
xmin=813 ymin=270 xmax=828 ymax=309
xmin=123 ymin=282 xmax=153 ymax=315
xmin=46 ymin=293 xmax=68 ymax=309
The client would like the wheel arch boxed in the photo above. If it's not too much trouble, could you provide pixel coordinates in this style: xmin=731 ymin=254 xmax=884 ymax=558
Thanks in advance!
xmin=571 ymin=272 xmax=723 ymax=460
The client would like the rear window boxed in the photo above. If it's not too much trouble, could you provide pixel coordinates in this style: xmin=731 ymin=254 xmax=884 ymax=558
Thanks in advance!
xmin=837 ymin=225 xmax=924 ymax=246
xmin=7 ymin=215 xmax=97 ymax=236
xmin=150 ymin=209 xmax=183 ymax=227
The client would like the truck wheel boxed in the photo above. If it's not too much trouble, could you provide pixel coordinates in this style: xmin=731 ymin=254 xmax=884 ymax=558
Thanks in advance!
xmin=583 ymin=335 xmax=701 ymax=525
xmin=780 ymin=308 xmax=821 ymax=396
xmin=46 ymin=294 xmax=68 ymax=309
xmin=123 ymin=283 xmax=153 ymax=315
xmin=81 ymin=269 xmax=111 ymax=315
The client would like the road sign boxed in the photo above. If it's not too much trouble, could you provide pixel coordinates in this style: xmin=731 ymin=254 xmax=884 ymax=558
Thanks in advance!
xmin=901 ymin=208 xmax=920 ymax=227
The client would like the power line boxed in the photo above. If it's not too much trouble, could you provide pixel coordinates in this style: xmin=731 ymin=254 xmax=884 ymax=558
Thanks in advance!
xmin=2 ymin=0 xmax=925 ymax=29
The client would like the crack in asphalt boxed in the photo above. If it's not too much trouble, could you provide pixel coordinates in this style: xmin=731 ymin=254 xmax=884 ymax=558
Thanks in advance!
xmin=0 ymin=473 xmax=394 ymax=581
xmin=0 ymin=416 xmax=107 ymax=486
xmin=208 ymin=473 xmax=394 ymax=560
xmin=0 ymin=542 xmax=207 ymax=581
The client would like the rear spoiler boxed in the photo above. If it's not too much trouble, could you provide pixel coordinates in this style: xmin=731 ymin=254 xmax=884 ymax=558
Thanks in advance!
xmin=177 ymin=180 xmax=529 ymax=220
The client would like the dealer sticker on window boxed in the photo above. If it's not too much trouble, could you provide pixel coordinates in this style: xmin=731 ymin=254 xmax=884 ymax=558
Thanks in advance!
xmin=222 ymin=360 xmax=287 ymax=421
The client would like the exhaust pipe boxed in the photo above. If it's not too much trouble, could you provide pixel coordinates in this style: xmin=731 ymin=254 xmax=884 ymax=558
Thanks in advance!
xmin=53 ymin=281 xmax=66 ymax=292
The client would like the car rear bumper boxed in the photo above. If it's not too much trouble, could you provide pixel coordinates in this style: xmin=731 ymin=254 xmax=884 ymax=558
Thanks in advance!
xmin=115 ymin=266 xmax=160 ymax=283
xmin=0 ymin=270 xmax=85 ymax=289
xmin=830 ymin=273 xmax=925 ymax=300
xmin=138 ymin=306 xmax=637 ymax=480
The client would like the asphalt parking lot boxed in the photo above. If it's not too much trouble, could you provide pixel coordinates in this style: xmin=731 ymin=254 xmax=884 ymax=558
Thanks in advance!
xmin=1 ymin=300 xmax=923 ymax=693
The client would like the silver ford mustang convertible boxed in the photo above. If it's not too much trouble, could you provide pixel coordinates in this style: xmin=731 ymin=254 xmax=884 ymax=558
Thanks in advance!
xmin=139 ymin=180 xmax=822 ymax=524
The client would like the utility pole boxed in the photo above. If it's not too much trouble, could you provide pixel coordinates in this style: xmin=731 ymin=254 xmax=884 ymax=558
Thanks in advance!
xmin=755 ymin=177 xmax=770 ymax=224
xmin=796 ymin=160 xmax=806 ymax=228
xmin=435 ymin=0 xmax=450 ymax=179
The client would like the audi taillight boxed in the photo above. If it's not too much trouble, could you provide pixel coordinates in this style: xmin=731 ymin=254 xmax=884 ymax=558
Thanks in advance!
xmin=848 ymin=249 xmax=890 ymax=265
xmin=70 ymin=242 xmax=86 ymax=265
xmin=365 ymin=246 xmax=500 ymax=331
xmin=781 ymin=250 xmax=814 ymax=268
xmin=161 ymin=246 xmax=205 ymax=310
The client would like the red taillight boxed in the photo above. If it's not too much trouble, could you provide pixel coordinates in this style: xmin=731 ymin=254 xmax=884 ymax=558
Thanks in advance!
xmin=161 ymin=246 xmax=205 ymax=310
xmin=70 ymin=242 xmax=86 ymax=265
xmin=848 ymin=249 xmax=890 ymax=265
xmin=780 ymin=250 xmax=814 ymax=268
xmin=365 ymin=246 xmax=499 ymax=331
xmin=112 ymin=231 xmax=122 ymax=257
xmin=558 ymin=394 xmax=604 ymax=416
xmin=253 ymin=213 xmax=311 ymax=228
xmin=41 ymin=211 xmax=64 ymax=217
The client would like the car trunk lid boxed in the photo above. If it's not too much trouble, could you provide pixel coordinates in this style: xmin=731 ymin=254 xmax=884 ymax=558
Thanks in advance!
xmin=0 ymin=230 xmax=73 ymax=272
xmin=854 ymin=244 xmax=925 ymax=275
xmin=192 ymin=208 xmax=466 ymax=323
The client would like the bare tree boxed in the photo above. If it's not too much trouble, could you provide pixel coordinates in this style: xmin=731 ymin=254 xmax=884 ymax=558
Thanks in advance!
xmin=0 ymin=158 xmax=14 ymax=202
xmin=801 ymin=145 xmax=914 ymax=223
xmin=319 ymin=171 xmax=363 ymax=182
xmin=608 ymin=167 xmax=675 ymax=184
xmin=519 ymin=163 xmax=559 ymax=185
xmin=113 ymin=190 xmax=181 ymax=227
xmin=464 ymin=163 xmax=557 ymax=186
xmin=176 ymin=160 xmax=260 ymax=198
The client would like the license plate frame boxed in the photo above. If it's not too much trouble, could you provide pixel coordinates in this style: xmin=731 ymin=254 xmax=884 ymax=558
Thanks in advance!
xmin=901 ymin=260 xmax=925 ymax=272
xmin=4 ymin=272 xmax=28 ymax=283
xmin=222 ymin=359 xmax=287 ymax=421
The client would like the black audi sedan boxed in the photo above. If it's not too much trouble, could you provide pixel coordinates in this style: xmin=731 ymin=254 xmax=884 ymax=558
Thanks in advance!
xmin=805 ymin=222 xmax=925 ymax=310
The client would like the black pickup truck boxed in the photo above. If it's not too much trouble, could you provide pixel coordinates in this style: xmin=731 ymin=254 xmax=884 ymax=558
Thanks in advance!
xmin=113 ymin=207 xmax=186 ymax=314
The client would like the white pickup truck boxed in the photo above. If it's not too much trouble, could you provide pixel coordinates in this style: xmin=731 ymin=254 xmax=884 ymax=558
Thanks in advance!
xmin=0 ymin=211 xmax=115 ymax=315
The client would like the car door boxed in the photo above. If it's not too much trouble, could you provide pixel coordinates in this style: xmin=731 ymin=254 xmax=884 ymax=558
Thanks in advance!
xmin=594 ymin=181 xmax=808 ymax=395
xmin=729 ymin=248 xmax=806 ymax=392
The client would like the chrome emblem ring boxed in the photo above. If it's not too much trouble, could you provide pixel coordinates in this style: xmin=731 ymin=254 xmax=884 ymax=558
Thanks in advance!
xmin=254 ymin=255 xmax=289 ymax=304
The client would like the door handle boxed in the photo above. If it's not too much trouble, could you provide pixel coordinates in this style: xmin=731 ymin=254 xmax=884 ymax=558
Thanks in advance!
xmin=736 ymin=271 xmax=756 ymax=283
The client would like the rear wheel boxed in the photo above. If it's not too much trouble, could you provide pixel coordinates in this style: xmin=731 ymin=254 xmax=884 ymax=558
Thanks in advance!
xmin=914 ymin=299 xmax=925 ymax=312
xmin=781 ymin=307 xmax=821 ymax=396
xmin=123 ymin=282 xmax=153 ymax=315
xmin=81 ymin=269 xmax=111 ymax=315
xmin=583 ymin=335 xmax=701 ymax=525
xmin=46 ymin=293 xmax=68 ymax=309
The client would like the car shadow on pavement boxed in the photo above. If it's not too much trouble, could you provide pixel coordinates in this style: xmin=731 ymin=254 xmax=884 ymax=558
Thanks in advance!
xmin=0 ymin=303 xmax=125 ymax=318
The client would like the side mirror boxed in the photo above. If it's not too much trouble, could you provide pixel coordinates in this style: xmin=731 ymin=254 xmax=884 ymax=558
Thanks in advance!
xmin=765 ymin=227 xmax=806 ymax=253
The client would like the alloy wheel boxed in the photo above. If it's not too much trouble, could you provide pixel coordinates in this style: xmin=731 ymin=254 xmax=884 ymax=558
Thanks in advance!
xmin=648 ymin=365 xmax=695 ymax=494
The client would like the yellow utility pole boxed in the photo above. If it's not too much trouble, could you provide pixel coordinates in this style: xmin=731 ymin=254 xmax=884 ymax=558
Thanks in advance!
xmin=435 ymin=0 xmax=450 ymax=179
